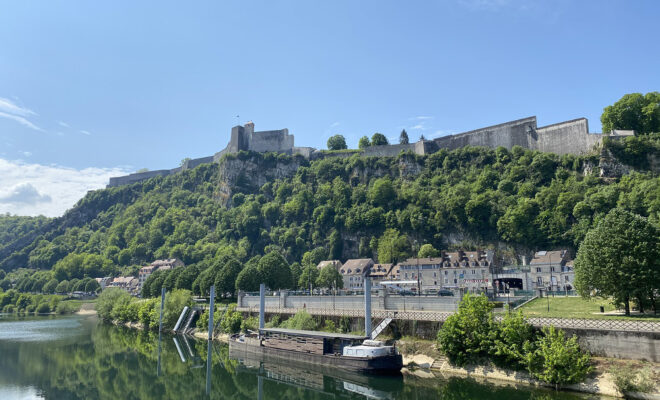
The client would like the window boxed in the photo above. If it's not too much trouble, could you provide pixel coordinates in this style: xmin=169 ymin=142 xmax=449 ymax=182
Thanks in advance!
xmin=444 ymin=271 xmax=448 ymax=275
xmin=404 ymin=273 xmax=408 ymax=279
xmin=472 ymin=270 xmax=475 ymax=274
xmin=454 ymin=279 xmax=457 ymax=284
xmin=536 ymin=267 xmax=541 ymax=273
xmin=565 ymin=276 xmax=569 ymax=282
xmin=434 ymin=281 xmax=437 ymax=285
xmin=537 ymin=277 xmax=543 ymax=285
xmin=551 ymin=267 xmax=555 ymax=272
xmin=444 ymin=278 xmax=448 ymax=284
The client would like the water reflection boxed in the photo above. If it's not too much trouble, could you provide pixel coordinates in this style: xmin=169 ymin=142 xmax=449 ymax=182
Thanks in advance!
xmin=0 ymin=315 xmax=603 ymax=400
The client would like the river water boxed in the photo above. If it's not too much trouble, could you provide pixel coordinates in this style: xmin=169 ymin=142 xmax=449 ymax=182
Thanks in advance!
xmin=0 ymin=314 xmax=605 ymax=400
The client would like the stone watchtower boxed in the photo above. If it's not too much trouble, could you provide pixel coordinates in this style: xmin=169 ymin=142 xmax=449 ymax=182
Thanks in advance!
xmin=228 ymin=121 xmax=254 ymax=152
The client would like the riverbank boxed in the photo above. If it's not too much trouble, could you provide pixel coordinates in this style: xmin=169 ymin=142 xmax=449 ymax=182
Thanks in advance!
xmin=395 ymin=337 xmax=659 ymax=399
xmin=76 ymin=302 xmax=97 ymax=315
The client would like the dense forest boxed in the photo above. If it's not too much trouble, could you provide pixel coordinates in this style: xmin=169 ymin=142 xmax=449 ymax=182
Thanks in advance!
xmin=0 ymin=132 xmax=658 ymax=296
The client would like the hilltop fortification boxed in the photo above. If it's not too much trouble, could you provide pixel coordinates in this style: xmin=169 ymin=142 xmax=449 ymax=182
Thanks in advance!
xmin=108 ymin=116 xmax=630 ymax=187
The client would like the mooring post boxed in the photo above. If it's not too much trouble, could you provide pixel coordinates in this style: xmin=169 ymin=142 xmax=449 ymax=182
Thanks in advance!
xmin=259 ymin=283 xmax=265 ymax=330
xmin=208 ymin=285 xmax=215 ymax=341
xmin=364 ymin=277 xmax=372 ymax=338
xmin=158 ymin=287 xmax=166 ymax=333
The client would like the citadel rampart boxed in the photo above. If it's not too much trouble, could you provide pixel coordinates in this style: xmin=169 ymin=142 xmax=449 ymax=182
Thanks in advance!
xmin=108 ymin=116 xmax=625 ymax=188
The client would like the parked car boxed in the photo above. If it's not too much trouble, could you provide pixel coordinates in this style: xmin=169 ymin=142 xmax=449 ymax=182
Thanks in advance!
xmin=437 ymin=290 xmax=454 ymax=297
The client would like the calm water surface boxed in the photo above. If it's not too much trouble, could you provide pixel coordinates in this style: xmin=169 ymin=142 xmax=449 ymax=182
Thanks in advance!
xmin=0 ymin=314 xmax=605 ymax=400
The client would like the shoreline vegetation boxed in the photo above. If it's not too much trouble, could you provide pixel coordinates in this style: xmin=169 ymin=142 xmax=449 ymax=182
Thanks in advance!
xmin=94 ymin=288 xmax=659 ymax=398
xmin=0 ymin=290 xmax=84 ymax=315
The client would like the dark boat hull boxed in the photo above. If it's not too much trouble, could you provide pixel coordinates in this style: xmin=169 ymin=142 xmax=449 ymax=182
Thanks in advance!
xmin=229 ymin=338 xmax=403 ymax=373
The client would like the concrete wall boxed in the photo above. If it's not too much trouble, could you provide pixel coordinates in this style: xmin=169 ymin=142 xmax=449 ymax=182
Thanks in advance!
xmin=564 ymin=328 xmax=660 ymax=362
xmin=536 ymin=118 xmax=602 ymax=155
xmin=433 ymin=116 xmax=537 ymax=152
xmin=250 ymin=129 xmax=294 ymax=153
xmin=362 ymin=143 xmax=417 ymax=157
xmin=183 ymin=156 xmax=214 ymax=170
xmin=108 ymin=169 xmax=173 ymax=187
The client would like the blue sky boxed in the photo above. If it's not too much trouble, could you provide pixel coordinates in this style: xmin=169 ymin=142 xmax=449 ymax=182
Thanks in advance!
xmin=1 ymin=0 xmax=659 ymax=216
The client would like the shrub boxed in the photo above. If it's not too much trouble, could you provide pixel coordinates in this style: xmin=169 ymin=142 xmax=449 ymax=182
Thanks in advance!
xmin=56 ymin=301 xmax=79 ymax=314
xmin=2 ymin=304 xmax=15 ymax=313
xmin=281 ymin=310 xmax=317 ymax=331
xmin=25 ymin=304 xmax=36 ymax=314
xmin=241 ymin=316 xmax=259 ymax=332
xmin=162 ymin=289 xmax=193 ymax=330
xmin=321 ymin=320 xmax=337 ymax=332
xmin=220 ymin=304 xmax=242 ymax=334
xmin=525 ymin=326 xmax=592 ymax=386
xmin=437 ymin=294 xmax=495 ymax=366
xmin=36 ymin=302 xmax=51 ymax=314
xmin=610 ymin=365 xmax=655 ymax=394
xmin=96 ymin=288 xmax=131 ymax=321
xmin=489 ymin=311 xmax=537 ymax=370
xmin=138 ymin=299 xmax=159 ymax=329
xmin=265 ymin=315 xmax=281 ymax=328
xmin=197 ymin=309 xmax=209 ymax=330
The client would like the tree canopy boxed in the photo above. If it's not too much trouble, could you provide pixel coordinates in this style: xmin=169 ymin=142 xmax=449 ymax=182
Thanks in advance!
xmin=574 ymin=208 xmax=660 ymax=315
xmin=601 ymin=92 xmax=660 ymax=134
xmin=358 ymin=136 xmax=370 ymax=149
xmin=399 ymin=129 xmax=409 ymax=144
xmin=327 ymin=135 xmax=348 ymax=151
xmin=371 ymin=133 xmax=388 ymax=146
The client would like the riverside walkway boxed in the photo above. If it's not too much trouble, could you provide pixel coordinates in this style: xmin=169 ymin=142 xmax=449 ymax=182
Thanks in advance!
xmin=235 ymin=305 xmax=660 ymax=333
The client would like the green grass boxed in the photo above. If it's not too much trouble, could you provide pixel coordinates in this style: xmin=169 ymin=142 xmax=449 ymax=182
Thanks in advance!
xmin=519 ymin=297 xmax=660 ymax=321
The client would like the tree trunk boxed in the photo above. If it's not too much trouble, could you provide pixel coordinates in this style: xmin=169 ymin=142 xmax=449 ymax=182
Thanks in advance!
xmin=637 ymin=296 xmax=644 ymax=314
xmin=624 ymin=296 xmax=630 ymax=316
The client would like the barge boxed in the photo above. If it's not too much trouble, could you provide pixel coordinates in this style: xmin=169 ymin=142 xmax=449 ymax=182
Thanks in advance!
xmin=230 ymin=279 xmax=402 ymax=373
xmin=229 ymin=328 xmax=403 ymax=373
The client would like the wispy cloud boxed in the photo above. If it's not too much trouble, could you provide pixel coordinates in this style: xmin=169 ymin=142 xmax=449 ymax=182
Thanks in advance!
xmin=0 ymin=111 xmax=45 ymax=132
xmin=80 ymin=130 xmax=91 ymax=136
xmin=0 ymin=158 xmax=130 ymax=217
xmin=0 ymin=97 xmax=36 ymax=117
xmin=432 ymin=129 xmax=457 ymax=138
xmin=58 ymin=121 xmax=70 ymax=128
xmin=330 ymin=121 xmax=340 ymax=128
xmin=20 ymin=151 xmax=32 ymax=157
xmin=410 ymin=116 xmax=434 ymax=121
xmin=409 ymin=124 xmax=426 ymax=130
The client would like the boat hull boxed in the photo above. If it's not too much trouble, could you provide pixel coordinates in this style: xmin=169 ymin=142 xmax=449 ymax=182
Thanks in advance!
xmin=229 ymin=338 xmax=403 ymax=373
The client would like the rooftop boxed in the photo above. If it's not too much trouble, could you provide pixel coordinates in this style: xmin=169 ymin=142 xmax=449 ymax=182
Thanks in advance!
xmin=260 ymin=327 xmax=367 ymax=340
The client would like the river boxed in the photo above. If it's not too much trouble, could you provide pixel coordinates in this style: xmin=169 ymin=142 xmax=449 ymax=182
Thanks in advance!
xmin=0 ymin=314 xmax=605 ymax=400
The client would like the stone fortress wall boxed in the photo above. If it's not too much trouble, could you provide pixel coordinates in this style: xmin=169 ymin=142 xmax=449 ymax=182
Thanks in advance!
xmin=107 ymin=116 xmax=624 ymax=187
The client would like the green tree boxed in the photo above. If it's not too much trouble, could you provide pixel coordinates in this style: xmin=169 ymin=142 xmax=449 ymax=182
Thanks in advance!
xmin=399 ymin=129 xmax=409 ymax=144
xmin=316 ymin=264 xmax=343 ymax=289
xmin=371 ymin=133 xmax=388 ymax=146
xmin=327 ymin=135 xmax=348 ymax=150
xmin=368 ymin=177 xmax=396 ymax=207
xmin=235 ymin=265 xmax=263 ymax=292
xmin=215 ymin=259 xmax=242 ymax=296
xmin=220 ymin=304 xmax=243 ymax=333
xmin=489 ymin=311 xmax=537 ymax=370
xmin=377 ymin=228 xmax=409 ymax=263
xmin=601 ymin=92 xmax=660 ymax=134
xmin=96 ymin=288 xmax=131 ymax=321
xmin=418 ymin=243 xmax=440 ymax=258
xmin=525 ymin=326 xmax=592 ymax=386
xmin=55 ymin=280 xmax=69 ymax=294
xmin=42 ymin=279 xmax=58 ymax=294
xmin=301 ymin=247 xmax=327 ymax=268
xmin=574 ymin=208 xmax=660 ymax=315
xmin=437 ymin=294 xmax=494 ymax=366
xmin=84 ymin=279 xmax=100 ymax=293
xmin=358 ymin=136 xmax=371 ymax=149
xmin=258 ymin=251 xmax=292 ymax=290
xmin=298 ymin=265 xmax=319 ymax=290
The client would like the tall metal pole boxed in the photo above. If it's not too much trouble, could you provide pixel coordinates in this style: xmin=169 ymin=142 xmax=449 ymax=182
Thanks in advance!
xmin=364 ymin=277 xmax=372 ymax=338
xmin=158 ymin=287 xmax=166 ymax=333
xmin=259 ymin=283 xmax=265 ymax=331
xmin=208 ymin=285 xmax=215 ymax=341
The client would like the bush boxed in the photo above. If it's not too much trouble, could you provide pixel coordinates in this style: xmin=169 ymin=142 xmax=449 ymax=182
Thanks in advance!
xmin=241 ymin=316 xmax=259 ymax=332
xmin=36 ymin=302 xmax=51 ymax=314
xmin=25 ymin=304 xmax=36 ymax=314
xmin=321 ymin=320 xmax=337 ymax=332
xmin=162 ymin=289 xmax=193 ymax=330
xmin=197 ymin=309 xmax=209 ymax=330
xmin=2 ymin=304 xmax=14 ymax=313
xmin=437 ymin=294 xmax=495 ymax=366
xmin=281 ymin=310 xmax=317 ymax=331
xmin=265 ymin=315 xmax=281 ymax=328
xmin=489 ymin=311 xmax=537 ymax=370
xmin=610 ymin=365 xmax=655 ymax=394
xmin=221 ymin=304 xmax=242 ymax=334
xmin=96 ymin=288 xmax=132 ymax=321
xmin=56 ymin=301 xmax=79 ymax=314
xmin=524 ymin=326 xmax=592 ymax=386
xmin=138 ymin=299 xmax=159 ymax=329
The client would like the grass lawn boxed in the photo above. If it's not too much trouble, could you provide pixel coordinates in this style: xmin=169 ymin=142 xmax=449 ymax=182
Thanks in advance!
xmin=519 ymin=296 xmax=660 ymax=321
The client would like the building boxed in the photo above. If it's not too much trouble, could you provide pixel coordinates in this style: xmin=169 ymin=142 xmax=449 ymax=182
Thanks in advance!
xmin=367 ymin=263 xmax=393 ymax=287
xmin=316 ymin=260 xmax=342 ymax=271
xmin=339 ymin=259 xmax=374 ymax=290
xmin=396 ymin=250 xmax=494 ymax=293
xmin=107 ymin=276 xmax=139 ymax=295
xmin=95 ymin=277 xmax=113 ymax=290
xmin=529 ymin=250 xmax=573 ymax=291
xmin=138 ymin=258 xmax=184 ymax=291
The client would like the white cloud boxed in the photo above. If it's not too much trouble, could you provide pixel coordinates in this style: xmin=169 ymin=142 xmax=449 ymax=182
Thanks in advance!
xmin=0 ymin=111 xmax=45 ymax=132
xmin=80 ymin=130 xmax=91 ymax=136
xmin=330 ymin=121 xmax=340 ymax=128
xmin=0 ymin=97 xmax=36 ymax=117
xmin=58 ymin=121 xmax=70 ymax=128
xmin=409 ymin=124 xmax=426 ymax=130
xmin=0 ymin=183 xmax=51 ymax=205
xmin=20 ymin=151 xmax=32 ymax=157
xmin=0 ymin=158 xmax=130 ymax=217
xmin=410 ymin=116 xmax=434 ymax=121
